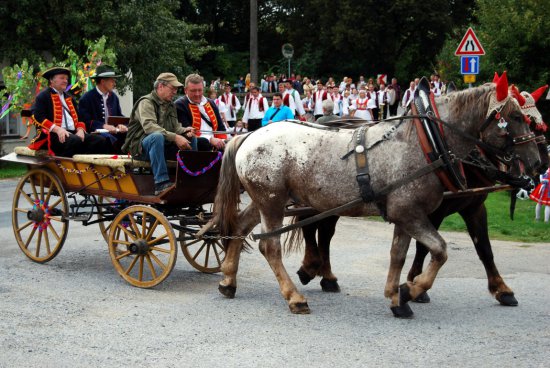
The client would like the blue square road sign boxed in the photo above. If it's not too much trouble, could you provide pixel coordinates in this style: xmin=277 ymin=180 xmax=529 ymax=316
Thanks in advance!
xmin=461 ymin=56 xmax=480 ymax=75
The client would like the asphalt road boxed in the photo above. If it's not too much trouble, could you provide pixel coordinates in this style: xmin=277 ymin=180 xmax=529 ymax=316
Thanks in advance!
xmin=0 ymin=177 xmax=549 ymax=368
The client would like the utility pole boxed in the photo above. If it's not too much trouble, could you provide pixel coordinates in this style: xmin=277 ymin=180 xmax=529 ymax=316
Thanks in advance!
xmin=250 ymin=0 xmax=258 ymax=85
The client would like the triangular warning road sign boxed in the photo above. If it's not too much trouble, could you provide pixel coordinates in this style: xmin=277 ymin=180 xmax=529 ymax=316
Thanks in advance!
xmin=455 ymin=27 xmax=485 ymax=56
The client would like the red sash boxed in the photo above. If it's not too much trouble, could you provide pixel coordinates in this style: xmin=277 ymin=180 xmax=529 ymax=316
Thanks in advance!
xmin=189 ymin=102 xmax=227 ymax=139
xmin=283 ymin=94 xmax=290 ymax=107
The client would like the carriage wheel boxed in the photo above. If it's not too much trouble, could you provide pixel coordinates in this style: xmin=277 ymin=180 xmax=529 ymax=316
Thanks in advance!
xmin=97 ymin=196 xmax=122 ymax=243
xmin=12 ymin=168 xmax=69 ymax=263
xmin=179 ymin=229 xmax=226 ymax=273
xmin=108 ymin=205 xmax=177 ymax=288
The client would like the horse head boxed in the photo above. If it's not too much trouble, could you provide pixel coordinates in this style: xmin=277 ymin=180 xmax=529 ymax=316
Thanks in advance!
xmin=509 ymin=84 xmax=549 ymax=173
xmin=477 ymin=72 xmax=542 ymax=176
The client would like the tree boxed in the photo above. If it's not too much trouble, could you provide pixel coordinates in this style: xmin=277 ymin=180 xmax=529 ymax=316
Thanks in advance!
xmin=0 ymin=0 xmax=214 ymax=97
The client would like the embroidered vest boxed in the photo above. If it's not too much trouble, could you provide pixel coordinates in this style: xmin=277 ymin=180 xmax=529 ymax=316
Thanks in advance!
xmin=247 ymin=97 xmax=265 ymax=112
xmin=188 ymin=102 xmax=227 ymax=139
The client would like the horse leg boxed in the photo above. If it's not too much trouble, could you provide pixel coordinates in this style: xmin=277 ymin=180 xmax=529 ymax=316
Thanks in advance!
xmin=317 ymin=215 xmax=340 ymax=292
xmin=219 ymin=204 xmax=261 ymax=298
xmin=297 ymin=219 xmax=322 ymax=285
xmin=259 ymin=208 xmax=310 ymax=314
xmin=389 ymin=220 xmax=449 ymax=318
xmin=459 ymin=204 xmax=518 ymax=306
xmin=407 ymin=213 xmax=445 ymax=304
xmin=384 ymin=226 xmax=413 ymax=318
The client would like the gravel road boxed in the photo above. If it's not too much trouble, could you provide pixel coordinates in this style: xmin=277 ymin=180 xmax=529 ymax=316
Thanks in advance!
xmin=0 ymin=177 xmax=549 ymax=368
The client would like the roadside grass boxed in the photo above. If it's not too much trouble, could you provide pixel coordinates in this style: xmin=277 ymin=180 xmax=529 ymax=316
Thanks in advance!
xmin=0 ymin=163 xmax=26 ymax=179
xmin=440 ymin=191 xmax=549 ymax=243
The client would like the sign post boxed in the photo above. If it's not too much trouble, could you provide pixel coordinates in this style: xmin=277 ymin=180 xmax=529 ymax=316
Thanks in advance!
xmin=455 ymin=28 xmax=485 ymax=88
xmin=282 ymin=43 xmax=294 ymax=78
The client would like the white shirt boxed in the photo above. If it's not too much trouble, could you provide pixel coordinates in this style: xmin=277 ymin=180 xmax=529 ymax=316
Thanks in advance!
xmin=288 ymin=89 xmax=305 ymax=116
xmin=54 ymin=89 xmax=75 ymax=130
xmin=402 ymin=88 xmax=416 ymax=108
xmin=311 ymin=90 xmax=332 ymax=115
xmin=220 ymin=92 xmax=241 ymax=122
xmin=351 ymin=97 xmax=376 ymax=121
xmin=243 ymin=95 xmax=269 ymax=122
xmin=280 ymin=90 xmax=297 ymax=115
xmin=376 ymin=89 xmax=389 ymax=106
xmin=332 ymin=94 xmax=349 ymax=116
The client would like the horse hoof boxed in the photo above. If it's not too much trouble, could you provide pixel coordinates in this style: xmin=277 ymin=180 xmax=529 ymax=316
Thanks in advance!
xmin=297 ymin=268 xmax=314 ymax=285
xmin=497 ymin=292 xmax=518 ymax=306
xmin=413 ymin=291 xmax=431 ymax=303
xmin=320 ymin=278 xmax=340 ymax=292
xmin=289 ymin=302 xmax=310 ymax=314
xmin=399 ymin=283 xmax=413 ymax=305
xmin=390 ymin=304 xmax=414 ymax=318
xmin=218 ymin=284 xmax=236 ymax=299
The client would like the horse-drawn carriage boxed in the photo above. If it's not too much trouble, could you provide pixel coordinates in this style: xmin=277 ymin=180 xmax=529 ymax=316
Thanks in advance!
xmin=1 ymin=143 xmax=226 ymax=288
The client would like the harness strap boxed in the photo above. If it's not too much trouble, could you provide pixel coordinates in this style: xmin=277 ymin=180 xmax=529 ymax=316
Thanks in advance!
xmin=251 ymin=158 xmax=445 ymax=240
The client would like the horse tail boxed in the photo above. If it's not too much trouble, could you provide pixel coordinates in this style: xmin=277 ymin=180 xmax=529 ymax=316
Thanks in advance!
xmin=213 ymin=134 xmax=248 ymax=238
xmin=283 ymin=216 xmax=304 ymax=255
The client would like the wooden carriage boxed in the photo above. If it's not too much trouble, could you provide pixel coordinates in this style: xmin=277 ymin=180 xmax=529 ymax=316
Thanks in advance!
xmin=2 ymin=145 xmax=226 ymax=288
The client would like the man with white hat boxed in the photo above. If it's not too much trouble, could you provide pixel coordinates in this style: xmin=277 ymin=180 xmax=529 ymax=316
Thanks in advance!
xmin=122 ymin=72 xmax=195 ymax=195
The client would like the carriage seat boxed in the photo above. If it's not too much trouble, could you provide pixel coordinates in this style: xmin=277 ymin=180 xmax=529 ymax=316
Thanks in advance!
xmin=14 ymin=146 xmax=49 ymax=157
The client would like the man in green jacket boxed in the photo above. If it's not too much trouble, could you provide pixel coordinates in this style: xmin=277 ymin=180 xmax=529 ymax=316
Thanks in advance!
xmin=122 ymin=72 xmax=195 ymax=195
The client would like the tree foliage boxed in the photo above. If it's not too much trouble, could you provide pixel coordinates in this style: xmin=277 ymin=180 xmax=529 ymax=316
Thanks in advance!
xmin=0 ymin=0 xmax=214 ymax=97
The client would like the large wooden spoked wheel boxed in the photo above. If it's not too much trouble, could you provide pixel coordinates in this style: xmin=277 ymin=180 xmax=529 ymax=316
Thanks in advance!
xmin=108 ymin=205 xmax=177 ymax=288
xmin=12 ymin=168 xmax=69 ymax=263
xmin=179 ymin=227 xmax=225 ymax=273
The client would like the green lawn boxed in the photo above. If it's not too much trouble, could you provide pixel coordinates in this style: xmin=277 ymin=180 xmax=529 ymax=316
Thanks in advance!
xmin=0 ymin=163 xmax=26 ymax=179
xmin=440 ymin=191 xmax=550 ymax=243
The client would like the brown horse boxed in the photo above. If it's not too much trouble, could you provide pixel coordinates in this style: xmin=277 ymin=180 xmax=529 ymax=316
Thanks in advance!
xmin=213 ymin=75 xmax=541 ymax=316
xmin=297 ymin=83 xmax=549 ymax=308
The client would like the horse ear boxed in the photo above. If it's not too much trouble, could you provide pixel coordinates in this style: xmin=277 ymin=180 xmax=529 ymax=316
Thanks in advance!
xmin=530 ymin=85 xmax=549 ymax=103
xmin=496 ymin=71 xmax=509 ymax=101
xmin=509 ymin=84 xmax=526 ymax=106
xmin=492 ymin=72 xmax=500 ymax=84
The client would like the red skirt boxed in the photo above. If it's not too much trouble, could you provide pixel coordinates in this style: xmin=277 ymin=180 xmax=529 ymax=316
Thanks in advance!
xmin=529 ymin=181 xmax=550 ymax=205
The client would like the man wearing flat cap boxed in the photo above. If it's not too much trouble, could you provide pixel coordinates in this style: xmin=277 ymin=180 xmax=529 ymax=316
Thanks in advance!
xmin=122 ymin=72 xmax=195 ymax=195
xmin=29 ymin=66 xmax=109 ymax=156
xmin=78 ymin=65 xmax=126 ymax=153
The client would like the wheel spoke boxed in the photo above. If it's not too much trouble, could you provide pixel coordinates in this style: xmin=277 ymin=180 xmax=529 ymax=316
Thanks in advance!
xmin=47 ymin=223 xmax=61 ymax=241
xmin=213 ymin=241 xmax=223 ymax=265
xmin=44 ymin=228 xmax=51 ymax=254
xmin=149 ymin=246 xmax=171 ymax=254
xmin=24 ymin=227 xmax=38 ymax=249
xmin=112 ymin=239 xmax=132 ymax=246
xmin=141 ymin=213 xmax=148 ymax=238
xmin=29 ymin=176 xmax=38 ymax=199
xmin=124 ymin=255 xmax=139 ymax=275
xmin=145 ymin=254 xmax=158 ymax=279
xmin=44 ymin=182 xmax=54 ymax=204
xmin=149 ymin=252 xmax=165 ymax=273
xmin=147 ymin=233 xmax=168 ymax=246
xmin=118 ymin=223 xmax=138 ymax=241
xmin=145 ymin=219 xmax=160 ymax=241
xmin=20 ymin=190 xmax=35 ymax=206
xmin=39 ymin=173 xmax=45 ymax=201
xmin=16 ymin=220 xmax=33 ymax=232
xmin=203 ymin=242 xmax=211 ymax=268
xmin=115 ymin=250 xmax=132 ymax=261
xmin=49 ymin=216 xmax=64 ymax=223
xmin=35 ymin=230 xmax=43 ymax=257
xmin=49 ymin=197 xmax=63 ymax=209
xmin=138 ymin=256 xmax=144 ymax=281
xmin=127 ymin=214 xmax=141 ymax=239
xmin=192 ymin=243 xmax=207 ymax=261
xmin=183 ymin=238 xmax=202 ymax=247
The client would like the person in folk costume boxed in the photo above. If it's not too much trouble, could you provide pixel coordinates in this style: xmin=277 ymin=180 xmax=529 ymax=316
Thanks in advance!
xmin=432 ymin=73 xmax=444 ymax=94
xmin=78 ymin=65 xmax=127 ymax=153
xmin=227 ymin=120 xmax=248 ymax=140
xmin=278 ymin=82 xmax=297 ymax=116
xmin=175 ymin=73 xmax=227 ymax=152
xmin=366 ymin=83 xmax=379 ymax=120
xmin=285 ymin=79 xmax=306 ymax=118
xmin=242 ymin=82 xmax=258 ymax=111
xmin=310 ymin=80 xmax=333 ymax=120
xmin=220 ymin=82 xmax=241 ymax=127
xmin=331 ymin=85 xmax=348 ymax=117
xmin=376 ymin=82 xmax=391 ymax=120
xmin=208 ymin=90 xmax=229 ymax=129
xmin=242 ymin=86 xmax=269 ymax=131
xmin=29 ymin=66 xmax=109 ymax=157
xmin=302 ymin=90 xmax=315 ymax=122
xmin=530 ymin=165 xmax=550 ymax=222
xmin=350 ymin=88 xmax=376 ymax=121
xmin=401 ymin=81 xmax=416 ymax=109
